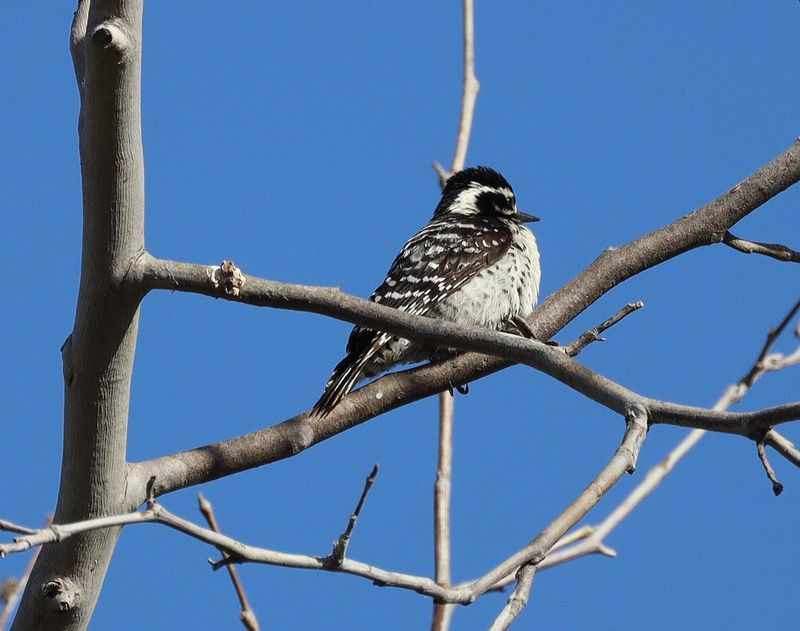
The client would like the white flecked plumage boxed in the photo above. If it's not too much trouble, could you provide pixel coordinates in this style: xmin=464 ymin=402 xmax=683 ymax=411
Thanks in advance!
xmin=311 ymin=167 xmax=541 ymax=417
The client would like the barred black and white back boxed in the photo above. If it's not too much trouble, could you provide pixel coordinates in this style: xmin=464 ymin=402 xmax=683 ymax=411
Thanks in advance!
xmin=311 ymin=166 xmax=541 ymax=418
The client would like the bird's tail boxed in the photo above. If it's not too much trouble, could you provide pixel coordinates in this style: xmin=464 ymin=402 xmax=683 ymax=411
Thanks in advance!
xmin=310 ymin=336 xmax=388 ymax=418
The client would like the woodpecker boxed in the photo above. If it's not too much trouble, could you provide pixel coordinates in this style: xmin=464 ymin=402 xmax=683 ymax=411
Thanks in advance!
xmin=311 ymin=166 xmax=541 ymax=418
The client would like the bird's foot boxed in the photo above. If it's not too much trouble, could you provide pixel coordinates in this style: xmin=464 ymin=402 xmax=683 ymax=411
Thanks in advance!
xmin=508 ymin=316 xmax=560 ymax=346
xmin=445 ymin=382 xmax=470 ymax=396
xmin=509 ymin=316 xmax=536 ymax=339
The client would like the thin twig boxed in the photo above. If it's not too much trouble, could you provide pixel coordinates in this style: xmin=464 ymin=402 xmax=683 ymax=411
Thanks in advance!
xmin=739 ymin=297 xmax=800 ymax=388
xmin=563 ymin=301 xmax=644 ymax=357
xmin=756 ymin=441 xmax=784 ymax=496
xmin=722 ymin=231 xmax=800 ymax=263
xmin=432 ymin=161 xmax=450 ymax=189
xmin=0 ymin=410 xmax=644 ymax=613
xmin=198 ymin=493 xmax=260 ymax=631
xmin=432 ymin=3 xmax=479 ymax=626
xmin=485 ymin=404 xmax=648 ymax=628
xmin=432 ymin=392 xmax=454 ymax=631
xmin=450 ymin=0 xmax=479 ymax=176
xmin=0 ymin=522 xmax=36 ymax=537
xmin=0 ymin=518 xmax=48 ymax=630
xmin=487 ymin=564 xmax=536 ymax=631
xmin=0 ymin=565 xmax=27 ymax=630
xmin=764 ymin=430 xmax=800 ymax=467
xmin=329 ymin=464 xmax=380 ymax=567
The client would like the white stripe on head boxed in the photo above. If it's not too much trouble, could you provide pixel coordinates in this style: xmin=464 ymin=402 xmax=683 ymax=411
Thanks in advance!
xmin=447 ymin=184 xmax=515 ymax=216
xmin=447 ymin=184 xmax=513 ymax=215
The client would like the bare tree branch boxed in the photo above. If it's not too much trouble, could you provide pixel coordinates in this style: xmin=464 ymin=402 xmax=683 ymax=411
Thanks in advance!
xmin=126 ymin=260 xmax=800 ymax=503
xmin=68 ymin=0 xmax=89 ymax=96
xmin=722 ymin=231 xmax=800 ymax=263
xmin=9 ymin=3 xmax=796 ymax=628
xmin=449 ymin=0 xmax=479 ymax=177
xmin=126 ymin=139 xmax=800 ymax=501
xmin=756 ymin=441 xmax=784 ymax=496
xmin=538 ymin=297 xmax=800 ymax=567
xmin=198 ymin=494 xmax=260 ymax=631
xmin=2 ymin=403 xmax=644 ymax=611
xmin=487 ymin=564 xmax=535 ymax=631
xmin=0 ymin=505 xmax=463 ymax=602
xmin=431 ymin=392 xmax=455 ymax=631
xmin=0 ymin=520 xmax=46 ymax=631
xmin=764 ymin=430 xmax=800 ymax=467
xmin=0 ymin=523 xmax=36 ymax=537
xmin=563 ymin=301 xmax=644 ymax=357
xmin=329 ymin=465 xmax=379 ymax=567
xmin=432 ymin=3 xmax=480 ymax=626
xmin=476 ymin=404 xmax=647 ymax=616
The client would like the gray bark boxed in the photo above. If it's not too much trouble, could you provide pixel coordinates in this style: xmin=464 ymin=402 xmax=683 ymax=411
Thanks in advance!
xmin=11 ymin=2 xmax=145 ymax=629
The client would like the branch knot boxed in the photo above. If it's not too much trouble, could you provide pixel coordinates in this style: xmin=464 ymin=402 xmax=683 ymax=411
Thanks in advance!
xmin=208 ymin=261 xmax=247 ymax=296
xmin=89 ymin=19 xmax=133 ymax=56
xmin=41 ymin=577 xmax=80 ymax=613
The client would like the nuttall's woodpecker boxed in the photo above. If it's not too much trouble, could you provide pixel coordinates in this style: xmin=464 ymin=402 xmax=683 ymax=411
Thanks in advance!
xmin=311 ymin=166 xmax=541 ymax=418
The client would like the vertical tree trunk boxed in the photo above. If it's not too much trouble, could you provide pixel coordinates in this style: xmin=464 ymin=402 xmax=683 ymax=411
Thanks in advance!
xmin=11 ymin=2 xmax=145 ymax=628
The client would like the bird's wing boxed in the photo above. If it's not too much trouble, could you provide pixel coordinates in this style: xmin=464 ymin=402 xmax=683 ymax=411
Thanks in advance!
xmin=310 ymin=216 xmax=513 ymax=418
xmin=345 ymin=215 xmax=512 ymax=355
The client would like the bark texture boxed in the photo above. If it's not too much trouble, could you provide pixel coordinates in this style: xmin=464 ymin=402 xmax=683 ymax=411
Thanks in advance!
xmin=11 ymin=2 xmax=145 ymax=629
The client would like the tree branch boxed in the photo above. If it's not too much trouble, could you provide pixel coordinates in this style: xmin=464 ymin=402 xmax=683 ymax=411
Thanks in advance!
xmin=474 ymin=404 xmax=647 ymax=615
xmin=0 ymin=505 xmax=461 ymax=603
xmin=12 ymin=2 xmax=147 ymax=629
xmin=0 ymin=520 xmax=46 ymax=630
xmin=764 ymin=431 xmax=800 ymax=468
xmin=126 ymin=260 xmax=800 ymax=504
xmin=431 ymin=392 xmax=454 ymax=631
xmin=486 ymin=564 xmax=535 ymax=631
xmin=197 ymin=494 xmax=260 ymax=631
xmin=0 ymin=523 xmax=37 ymax=537
xmin=537 ymin=297 xmax=800 ymax=568
xmin=722 ymin=231 xmax=800 ymax=263
xmin=449 ymin=0 xmax=479 ymax=177
xmin=2 ymin=404 xmax=645 ymax=611
xmin=126 ymin=139 xmax=800 ymax=500
xmin=329 ymin=465 xmax=379 ymax=567
xmin=432 ymin=2 xmax=479 ymax=625
xmin=756 ymin=441 xmax=783 ymax=496
xmin=562 ymin=301 xmax=643 ymax=357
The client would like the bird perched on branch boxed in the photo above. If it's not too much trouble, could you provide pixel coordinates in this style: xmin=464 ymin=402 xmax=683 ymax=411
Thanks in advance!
xmin=311 ymin=166 xmax=541 ymax=418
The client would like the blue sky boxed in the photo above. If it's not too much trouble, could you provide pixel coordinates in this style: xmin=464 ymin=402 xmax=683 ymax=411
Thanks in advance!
xmin=2 ymin=2 xmax=799 ymax=629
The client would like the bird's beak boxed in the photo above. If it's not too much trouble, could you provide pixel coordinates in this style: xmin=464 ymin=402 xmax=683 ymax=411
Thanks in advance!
xmin=516 ymin=210 xmax=540 ymax=223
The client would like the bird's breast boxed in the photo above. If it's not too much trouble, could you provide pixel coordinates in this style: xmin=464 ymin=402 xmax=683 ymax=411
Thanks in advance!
xmin=432 ymin=224 xmax=540 ymax=328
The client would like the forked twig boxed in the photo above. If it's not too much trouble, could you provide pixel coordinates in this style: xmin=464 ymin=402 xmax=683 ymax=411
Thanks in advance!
xmin=542 ymin=297 xmax=800 ymax=570
xmin=198 ymin=493 xmax=260 ymax=631
xmin=563 ymin=301 xmax=644 ymax=357
xmin=329 ymin=464 xmax=380 ymax=566
xmin=485 ymin=405 xmax=649 ymax=629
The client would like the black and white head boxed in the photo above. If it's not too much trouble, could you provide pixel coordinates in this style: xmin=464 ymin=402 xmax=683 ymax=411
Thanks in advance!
xmin=433 ymin=166 xmax=539 ymax=224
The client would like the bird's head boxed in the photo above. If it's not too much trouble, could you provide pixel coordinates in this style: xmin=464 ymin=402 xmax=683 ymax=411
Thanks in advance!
xmin=433 ymin=166 xmax=539 ymax=224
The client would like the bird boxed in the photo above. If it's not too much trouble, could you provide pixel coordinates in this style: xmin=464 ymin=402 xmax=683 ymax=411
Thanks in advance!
xmin=310 ymin=166 xmax=541 ymax=418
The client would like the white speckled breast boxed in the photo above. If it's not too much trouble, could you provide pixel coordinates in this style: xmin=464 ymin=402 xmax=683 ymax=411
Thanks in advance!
xmin=432 ymin=221 xmax=540 ymax=327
